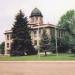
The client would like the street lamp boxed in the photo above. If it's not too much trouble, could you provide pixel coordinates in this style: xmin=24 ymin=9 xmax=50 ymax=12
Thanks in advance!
xmin=55 ymin=26 xmax=58 ymax=56
xmin=37 ymin=23 xmax=40 ymax=58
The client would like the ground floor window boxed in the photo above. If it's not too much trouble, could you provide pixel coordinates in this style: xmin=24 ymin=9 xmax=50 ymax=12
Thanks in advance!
xmin=7 ymin=50 xmax=10 ymax=54
xmin=34 ymin=40 xmax=37 ymax=45
xmin=7 ymin=43 xmax=9 ymax=48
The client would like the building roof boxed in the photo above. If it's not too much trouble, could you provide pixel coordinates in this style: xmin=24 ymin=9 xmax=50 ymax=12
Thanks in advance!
xmin=4 ymin=24 xmax=55 ymax=34
xmin=4 ymin=30 xmax=12 ymax=34
xmin=30 ymin=8 xmax=43 ymax=17
xmin=30 ymin=24 xmax=55 ymax=29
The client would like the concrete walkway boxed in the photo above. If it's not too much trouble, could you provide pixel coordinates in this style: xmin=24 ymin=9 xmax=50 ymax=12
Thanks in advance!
xmin=0 ymin=61 xmax=75 ymax=75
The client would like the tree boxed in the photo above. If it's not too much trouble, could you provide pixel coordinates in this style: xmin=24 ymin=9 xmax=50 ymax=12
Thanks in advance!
xmin=40 ymin=29 xmax=50 ymax=56
xmin=50 ymin=28 xmax=56 ymax=53
xmin=50 ymin=36 xmax=56 ymax=53
xmin=0 ymin=42 xmax=5 ymax=54
xmin=10 ymin=10 xmax=37 ymax=56
xmin=58 ymin=10 xmax=75 ymax=37
xmin=58 ymin=10 xmax=75 ymax=53
xmin=61 ymin=35 xmax=70 ymax=52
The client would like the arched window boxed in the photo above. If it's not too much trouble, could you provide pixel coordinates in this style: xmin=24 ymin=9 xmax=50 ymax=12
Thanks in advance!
xmin=7 ymin=34 xmax=9 ymax=40
xmin=7 ymin=43 xmax=9 ymax=48
xmin=31 ymin=17 xmax=34 ymax=23
xmin=34 ymin=30 xmax=37 ymax=37
xmin=36 ymin=17 xmax=38 ymax=21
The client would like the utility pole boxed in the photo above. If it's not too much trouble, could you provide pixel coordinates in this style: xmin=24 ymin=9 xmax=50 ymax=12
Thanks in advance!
xmin=55 ymin=26 xmax=58 ymax=56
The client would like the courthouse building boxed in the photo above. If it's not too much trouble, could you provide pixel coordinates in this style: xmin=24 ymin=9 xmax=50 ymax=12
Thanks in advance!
xmin=4 ymin=8 xmax=64 ymax=55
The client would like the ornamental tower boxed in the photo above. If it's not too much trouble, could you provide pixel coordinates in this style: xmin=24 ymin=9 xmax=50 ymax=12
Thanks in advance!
xmin=29 ymin=8 xmax=43 ymax=25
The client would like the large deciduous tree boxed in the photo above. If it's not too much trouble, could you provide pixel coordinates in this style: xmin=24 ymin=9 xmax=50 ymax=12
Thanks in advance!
xmin=58 ymin=10 xmax=75 ymax=53
xmin=58 ymin=10 xmax=75 ymax=37
xmin=10 ymin=10 xmax=36 ymax=56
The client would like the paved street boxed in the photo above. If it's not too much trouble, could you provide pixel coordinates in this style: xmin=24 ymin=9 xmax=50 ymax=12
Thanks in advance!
xmin=0 ymin=61 xmax=75 ymax=75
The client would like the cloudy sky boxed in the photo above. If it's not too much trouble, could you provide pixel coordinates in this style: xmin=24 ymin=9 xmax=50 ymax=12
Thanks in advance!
xmin=0 ymin=0 xmax=75 ymax=43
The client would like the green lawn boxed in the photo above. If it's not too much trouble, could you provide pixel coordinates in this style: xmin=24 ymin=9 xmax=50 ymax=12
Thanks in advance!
xmin=0 ymin=54 xmax=75 ymax=61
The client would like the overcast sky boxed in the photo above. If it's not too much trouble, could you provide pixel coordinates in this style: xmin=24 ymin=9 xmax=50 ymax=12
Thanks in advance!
xmin=0 ymin=0 xmax=75 ymax=43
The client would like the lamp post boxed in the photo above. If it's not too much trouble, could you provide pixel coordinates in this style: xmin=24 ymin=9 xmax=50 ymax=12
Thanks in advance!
xmin=37 ymin=24 xmax=40 ymax=58
xmin=55 ymin=26 xmax=58 ymax=56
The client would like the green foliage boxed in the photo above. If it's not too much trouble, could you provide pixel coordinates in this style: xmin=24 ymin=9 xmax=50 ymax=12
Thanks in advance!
xmin=58 ymin=36 xmax=70 ymax=53
xmin=50 ymin=28 xmax=56 ymax=52
xmin=58 ymin=10 xmax=75 ymax=37
xmin=40 ymin=29 xmax=50 ymax=56
xmin=50 ymin=36 xmax=56 ymax=51
xmin=0 ymin=42 xmax=5 ymax=54
xmin=10 ymin=10 xmax=37 ymax=56
xmin=59 ymin=10 xmax=74 ymax=26
xmin=58 ymin=10 xmax=75 ymax=53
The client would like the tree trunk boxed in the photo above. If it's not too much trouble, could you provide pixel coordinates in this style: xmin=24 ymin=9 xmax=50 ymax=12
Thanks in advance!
xmin=45 ymin=51 xmax=47 ymax=56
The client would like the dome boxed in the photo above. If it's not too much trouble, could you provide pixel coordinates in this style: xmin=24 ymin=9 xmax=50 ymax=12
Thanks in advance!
xmin=30 ymin=8 xmax=43 ymax=17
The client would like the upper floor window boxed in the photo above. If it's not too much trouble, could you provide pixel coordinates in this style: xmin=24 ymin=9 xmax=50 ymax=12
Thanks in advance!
xmin=31 ymin=17 xmax=34 ymax=23
xmin=7 ymin=34 xmax=9 ymax=40
xmin=34 ymin=30 xmax=37 ymax=37
xmin=36 ymin=17 xmax=38 ymax=21
xmin=39 ymin=29 xmax=41 ymax=34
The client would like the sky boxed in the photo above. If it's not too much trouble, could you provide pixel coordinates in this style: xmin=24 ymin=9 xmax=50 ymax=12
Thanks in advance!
xmin=0 ymin=0 xmax=75 ymax=43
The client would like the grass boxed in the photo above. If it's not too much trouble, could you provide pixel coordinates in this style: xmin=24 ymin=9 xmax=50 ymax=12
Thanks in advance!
xmin=0 ymin=53 xmax=75 ymax=61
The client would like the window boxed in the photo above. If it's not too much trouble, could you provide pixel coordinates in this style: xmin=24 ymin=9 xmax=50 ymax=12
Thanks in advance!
xmin=7 ymin=34 xmax=9 ymax=40
xmin=10 ymin=34 xmax=12 ymax=39
xmin=36 ymin=17 xmax=38 ymax=21
xmin=7 ymin=50 xmax=10 ymax=54
xmin=39 ymin=29 xmax=41 ymax=34
xmin=31 ymin=17 xmax=34 ymax=23
xmin=7 ymin=43 xmax=9 ymax=48
xmin=34 ymin=40 xmax=37 ymax=45
xmin=34 ymin=30 xmax=37 ymax=37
